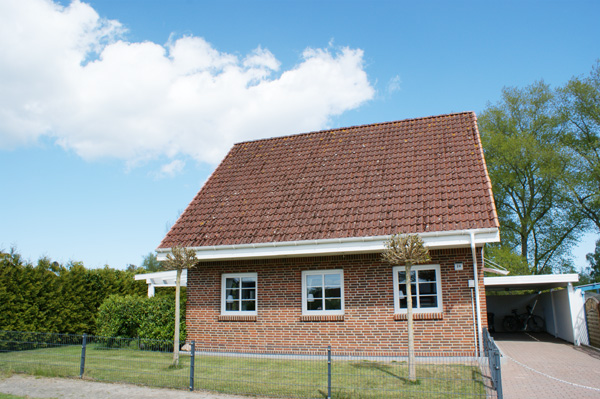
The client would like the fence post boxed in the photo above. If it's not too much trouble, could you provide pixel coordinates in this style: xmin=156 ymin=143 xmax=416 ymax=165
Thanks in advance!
xmin=327 ymin=345 xmax=332 ymax=399
xmin=79 ymin=333 xmax=87 ymax=378
xmin=189 ymin=341 xmax=195 ymax=392
xmin=493 ymin=347 xmax=503 ymax=399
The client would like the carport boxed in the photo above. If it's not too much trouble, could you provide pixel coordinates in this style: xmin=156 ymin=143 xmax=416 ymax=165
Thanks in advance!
xmin=484 ymin=274 xmax=589 ymax=345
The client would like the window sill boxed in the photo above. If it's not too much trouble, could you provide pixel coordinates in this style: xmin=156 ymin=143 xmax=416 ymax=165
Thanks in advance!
xmin=300 ymin=314 xmax=345 ymax=322
xmin=218 ymin=315 xmax=257 ymax=322
xmin=394 ymin=312 xmax=443 ymax=321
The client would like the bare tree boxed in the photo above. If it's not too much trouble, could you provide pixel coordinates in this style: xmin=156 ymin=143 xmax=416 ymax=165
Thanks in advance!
xmin=382 ymin=233 xmax=431 ymax=381
xmin=160 ymin=246 xmax=197 ymax=367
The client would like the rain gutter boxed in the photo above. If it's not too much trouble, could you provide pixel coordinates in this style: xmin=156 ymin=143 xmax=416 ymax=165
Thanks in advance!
xmin=156 ymin=228 xmax=499 ymax=262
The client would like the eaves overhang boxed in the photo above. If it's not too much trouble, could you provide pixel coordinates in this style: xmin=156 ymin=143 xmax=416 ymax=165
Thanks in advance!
xmin=156 ymin=227 xmax=500 ymax=262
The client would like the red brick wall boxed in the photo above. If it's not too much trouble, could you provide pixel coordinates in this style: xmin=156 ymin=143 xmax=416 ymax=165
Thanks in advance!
xmin=186 ymin=247 xmax=487 ymax=352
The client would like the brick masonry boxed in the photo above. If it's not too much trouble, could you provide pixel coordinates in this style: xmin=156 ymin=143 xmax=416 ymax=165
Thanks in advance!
xmin=186 ymin=247 xmax=487 ymax=352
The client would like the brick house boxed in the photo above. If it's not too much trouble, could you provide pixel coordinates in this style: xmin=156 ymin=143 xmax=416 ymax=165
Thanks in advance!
xmin=157 ymin=112 xmax=499 ymax=353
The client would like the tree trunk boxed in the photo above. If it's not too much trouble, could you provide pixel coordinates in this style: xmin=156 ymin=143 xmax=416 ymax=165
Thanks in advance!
xmin=406 ymin=263 xmax=416 ymax=381
xmin=172 ymin=268 xmax=181 ymax=367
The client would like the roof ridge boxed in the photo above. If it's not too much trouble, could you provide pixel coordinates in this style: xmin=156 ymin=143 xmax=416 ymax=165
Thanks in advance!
xmin=235 ymin=111 xmax=476 ymax=146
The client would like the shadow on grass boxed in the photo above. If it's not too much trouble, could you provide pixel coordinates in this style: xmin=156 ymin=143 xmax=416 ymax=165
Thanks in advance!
xmin=472 ymin=367 xmax=495 ymax=392
xmin=350 ymin=360 xmax=421 ymax=385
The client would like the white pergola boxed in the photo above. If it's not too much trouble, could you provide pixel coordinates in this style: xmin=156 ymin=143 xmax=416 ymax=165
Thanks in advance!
xmin=134 ymin=270 xmax=187 ymax=297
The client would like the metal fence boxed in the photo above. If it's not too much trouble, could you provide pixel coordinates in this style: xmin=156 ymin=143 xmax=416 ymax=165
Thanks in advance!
xmin=482 ymin=328 xmax=503 ymax=398
xmin=0 ymin=330 xmax=501 ymax=398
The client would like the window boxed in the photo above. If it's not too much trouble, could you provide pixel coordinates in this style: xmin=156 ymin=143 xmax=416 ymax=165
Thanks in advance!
xmin=221 ymin=273 xmax=257 ymax=315
xmin=302 ymin=270 xmax=344 ymax=315
xmin=393 ymin=265 xmax=442 ymax=313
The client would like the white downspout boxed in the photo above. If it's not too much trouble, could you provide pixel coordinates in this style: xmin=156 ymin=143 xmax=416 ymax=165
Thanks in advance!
xmin=470 ymin=231 xmax=484 ymax=357
xmin=470 ymin=287 xmax=478 ymax=353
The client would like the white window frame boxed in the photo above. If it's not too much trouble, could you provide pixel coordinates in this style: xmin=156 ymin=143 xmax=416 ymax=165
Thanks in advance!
xmin=393 ymin=264 xmax=443 ymax=314
xmin=301 ymin=269 xmax=344 ymax=316
xmin=221 ymin=272 xmax=258 ymax=316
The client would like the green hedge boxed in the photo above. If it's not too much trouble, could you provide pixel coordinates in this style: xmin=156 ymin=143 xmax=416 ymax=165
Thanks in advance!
xmin=0 ymin=251 xmax=147 ymax=334
xmin=96 ymin=294 xmax=186 ymax=343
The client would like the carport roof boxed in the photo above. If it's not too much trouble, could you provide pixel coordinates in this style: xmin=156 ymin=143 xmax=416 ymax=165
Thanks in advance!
xmin=484 ymin=273 xmax=579 ymax=291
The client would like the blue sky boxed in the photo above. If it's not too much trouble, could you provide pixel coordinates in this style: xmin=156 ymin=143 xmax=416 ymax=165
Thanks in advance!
xmin=0 ymin=0 xmax=598 ymax=270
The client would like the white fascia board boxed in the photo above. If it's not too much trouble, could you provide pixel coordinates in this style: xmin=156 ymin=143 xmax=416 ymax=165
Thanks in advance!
xmin=484 ymin=273 xmax=579 ymax=287
xmin=156 ymin=228 xmax=499 ymax=262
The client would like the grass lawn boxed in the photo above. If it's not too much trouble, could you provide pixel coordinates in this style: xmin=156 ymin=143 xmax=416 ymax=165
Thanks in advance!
xmin=0 ymin=345 xmax=489 ymax=398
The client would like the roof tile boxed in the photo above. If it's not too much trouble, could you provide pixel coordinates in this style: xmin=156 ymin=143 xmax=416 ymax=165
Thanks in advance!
xmin=158 ymin=112 xmax=499 ymax=249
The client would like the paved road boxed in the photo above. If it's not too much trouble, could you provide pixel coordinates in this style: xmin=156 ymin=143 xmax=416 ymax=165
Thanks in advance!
xmin=0 ymin=374 xmax=266 ymax=399
xmin=494 ymin=333 xmax=600 ymax=399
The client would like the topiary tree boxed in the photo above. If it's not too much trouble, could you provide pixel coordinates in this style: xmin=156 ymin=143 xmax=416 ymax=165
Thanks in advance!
xmin=382 ymin=233 xmax=431 ymax=381
xmin=160 ymin=246 xmax=197 ymax=367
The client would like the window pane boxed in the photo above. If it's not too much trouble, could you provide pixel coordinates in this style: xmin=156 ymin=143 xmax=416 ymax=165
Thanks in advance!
xmin=226 ymin=301 xmax=239 ymax=311
xmin=241 ymin=289 xmax=255 ymax=299
xmin=420 ymin=296 xmax=437 ymax=308
xmin=324 ymin=274 xmax=340 ymax=286
xmin=399 ymin=282 xmax=416 ymax=294
xmin=241 ymin=300 xmax=255 ymax=311
xmin=398 ymin=271 xmax=405 ymax=284
xmin=226 ymin=288 xmax=239 ymax=300
xmin=241 ymin=278 xmax=256 ymax=288
xmin=418 ymin=270 xmax=436 ymax=283
xmin=306 ymin=274 xmax=322 ymax=287
xmin=226 ymin=278 xmax=240 ymax=289
xmin=307 ymin=286 xmax=322 ymax=299
xmin=325 ymin=298 xmax=341 ymax=310
xmin=419 ymin=282 xmax=437 ymax=295
xmin=399 ymin=296 xmax=417 ymax=309
xmin=307 ymin=300 xmax=323 ymax=311
xmin=324 ymin=287 xmax=341 ymax=298
xmin=398 ymin=284 xmax=407 ymax=295
xmin=398 ymin=271 xmax=416 ymax=284
xmin=398 ymin=284 xmax=413 ymax=299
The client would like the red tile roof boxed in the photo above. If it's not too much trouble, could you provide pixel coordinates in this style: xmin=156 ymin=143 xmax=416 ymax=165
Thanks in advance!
xmin=158 ymin=112 xmax=499 ymax=249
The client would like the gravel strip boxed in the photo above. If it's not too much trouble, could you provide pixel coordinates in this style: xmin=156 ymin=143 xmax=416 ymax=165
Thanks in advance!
xmin=0 ymin=374 xmax=267 ymax=399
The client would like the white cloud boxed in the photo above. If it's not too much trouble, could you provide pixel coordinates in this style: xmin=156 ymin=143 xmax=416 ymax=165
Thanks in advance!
xmin=155 ymin=159 xmax=186 ymax=179
xmin=387 ymin=75 xmax=402 ymax=94
xmin=0 ymin=0 xmax=374 ymax=165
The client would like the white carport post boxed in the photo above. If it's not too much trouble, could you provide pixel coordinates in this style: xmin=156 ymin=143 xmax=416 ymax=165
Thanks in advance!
xmin=550 ymin=289 xmax=558 ymax=338
xmin=567 ymin=283 xmax=587 ymax=346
